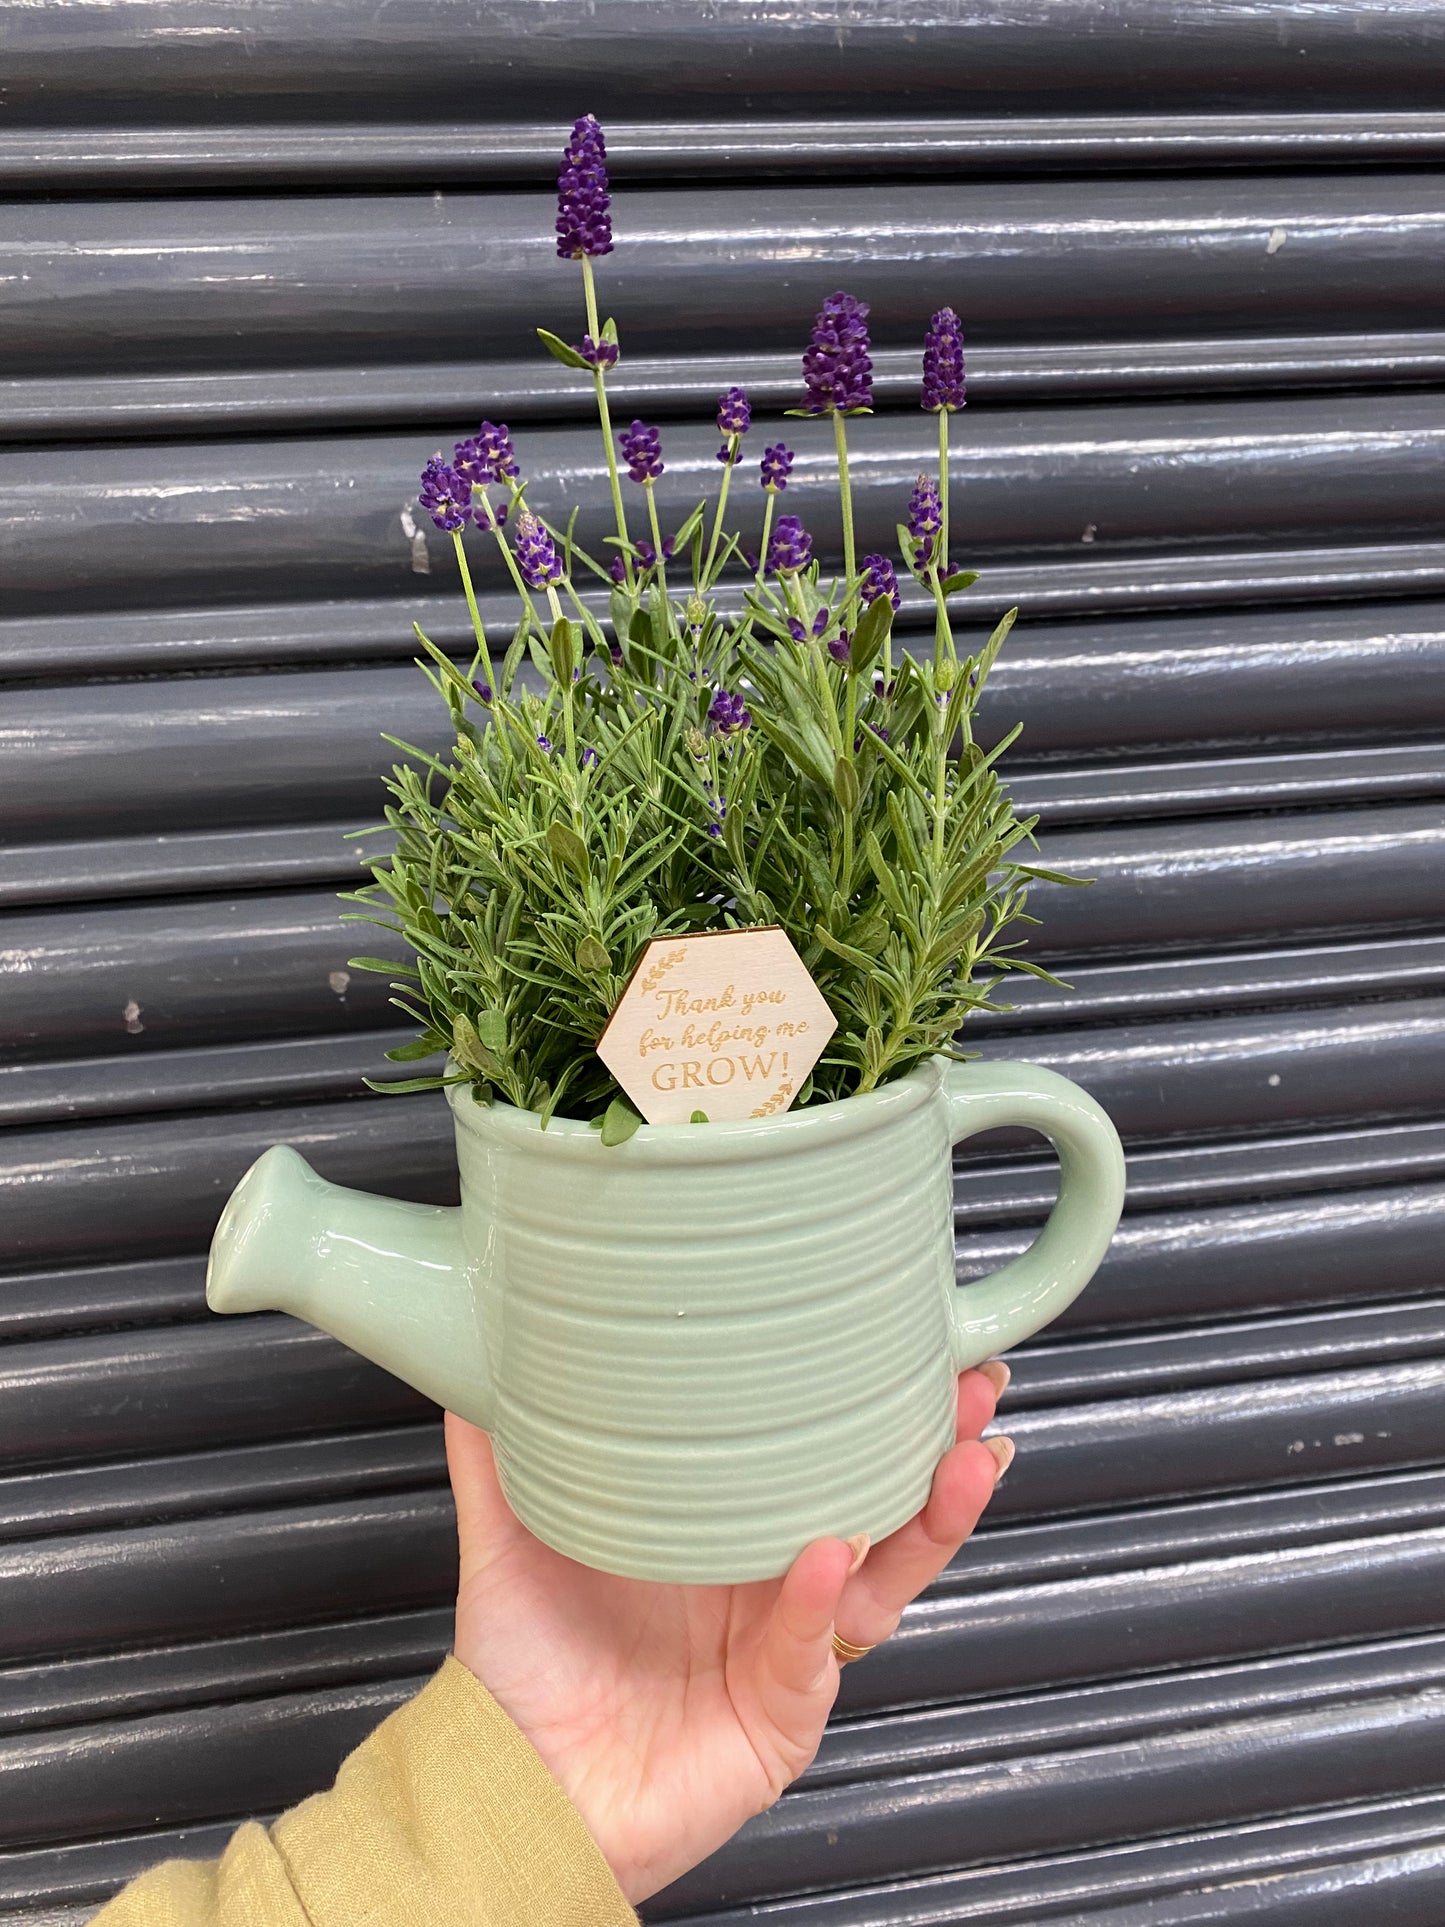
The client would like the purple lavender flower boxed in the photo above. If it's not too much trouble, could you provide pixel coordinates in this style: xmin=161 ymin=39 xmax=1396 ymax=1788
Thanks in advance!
xmin=768 ymin=514 xmax=813 ymax=575
xmin=471 ymin=678 xmax=493 ymax=703
xmin=556 ymin=114 xmax=612 ymax=260
xmin=480 ymin=421 xmax=519 ymax=481
xmin=458 ymin=421 xmax=519 ymax=485
xmin=715 ymin=385 xmax=751 ymax=461
xmin=860 ymin=552 xmax=901 ymax=611
xmin=619 ymin=419 xmax=664 ymax=485
xmin=418 ymin=458 xmax=471 ymax=532
xmin=609 ymin=533 xmax=675 ymax=582
xmin=760 ymin=443 xmax=794 ymax=493
xmin=579 ymin=335 xmax=619 ymax=370
xmin=828 ymin=634 xmax=852 ymax=663
xmin=473 ymin=496 xmax=509 ymax=533
xmin=717 ymin=385 xmax=751 ymax=435
xmin=907 ymin=473 xmax=943 ymax=567
xmin=513 ymin=508 xmax=564 ymax=588
xmin=536 ymin=734 xmax=554 ymax=753
xmin=800 ymin=291 xmax=874 ymax=415
xmin=451 ymin=439 xmax=488 ymax=489
xmin=580 ymin=746 xmax=599 ymax=767
xmin=708 ymin=689 xmax=752 ymax=734
xmin=922 ymin=307 xmax=966 ymax=413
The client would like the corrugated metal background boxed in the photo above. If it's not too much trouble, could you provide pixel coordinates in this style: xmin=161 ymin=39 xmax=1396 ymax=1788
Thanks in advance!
xmin=3 ymin=2 xmax=1445 ymax=1920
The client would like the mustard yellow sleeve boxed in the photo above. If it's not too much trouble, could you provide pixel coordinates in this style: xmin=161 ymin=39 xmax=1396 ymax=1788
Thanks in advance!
xmin=92 ymin=1656 xmax=637 ymax=1927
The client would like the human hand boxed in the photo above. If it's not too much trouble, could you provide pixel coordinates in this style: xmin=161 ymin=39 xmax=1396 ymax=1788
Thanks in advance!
xmin=446 ymin=1364 xmax=1012 ymax=1904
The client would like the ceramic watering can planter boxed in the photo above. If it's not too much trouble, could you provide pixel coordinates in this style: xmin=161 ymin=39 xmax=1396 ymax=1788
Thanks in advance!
xmin=207 ymin=1056 xmax=1124 ymax=1583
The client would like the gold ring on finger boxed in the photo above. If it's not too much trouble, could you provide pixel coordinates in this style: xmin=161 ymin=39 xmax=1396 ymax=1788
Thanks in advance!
xmin=831 ymin=1631 xmax=875 ymax=1665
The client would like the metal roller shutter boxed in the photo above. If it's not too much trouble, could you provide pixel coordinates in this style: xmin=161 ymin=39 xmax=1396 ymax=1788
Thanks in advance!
xmin=3 ymin=2 xmax=1445 ymax=1919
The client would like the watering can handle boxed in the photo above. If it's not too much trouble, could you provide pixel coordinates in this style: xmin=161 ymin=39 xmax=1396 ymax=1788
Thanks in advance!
xmin=943 ymin=1059 xmax=1126 ymax=1370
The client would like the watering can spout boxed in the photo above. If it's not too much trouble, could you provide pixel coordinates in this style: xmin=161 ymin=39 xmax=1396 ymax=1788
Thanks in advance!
xmin=206 ymin=1144 xmax=488 ymax=1426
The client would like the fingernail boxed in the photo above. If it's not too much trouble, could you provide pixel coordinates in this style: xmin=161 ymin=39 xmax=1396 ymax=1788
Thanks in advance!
xmin=978 ymin=1359 xmax=1011 ymax=1400
xmin=984 ymin=1435 xmax=1015 ymax=1485
xmin=845 ymin=1532 xmax=871 ymax=1573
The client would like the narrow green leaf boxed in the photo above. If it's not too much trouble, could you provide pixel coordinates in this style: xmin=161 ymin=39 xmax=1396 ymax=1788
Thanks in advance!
xmin=813 ymin=922 xmax=878 ymax=969
xmin=452 ymin=1012 xmax=500 ymax=1076
xmin=501 ymin=616 xmax=530 ymax=697
xmin=845 ymin=912 xmax=889 ymax=955
xmin=546 ymin=821 xmax=590 ymax=878
xmin=849 ymin=590 xmax=893 ymax=676
xmin=832 ymin=755 xmax=860 ymax=813
xmin=548 ymin=615 xmax=578 ymax=686
xmin=671 ymin=499 xmax=707 ymax=553
xmin=576 ymin=934 xmax=613 ymax=972
xmin=384 ymin=1035 xmax=447 ymax=1062
xmin=1015 ymin=863 xmax=1091 ymax=887
xmin=887 ymin=789 xmax=925 ymax=873
xmin=689 ymin=1110 xmax=709 ymax=1124
xmin=477 ymin=1009 xmax=508 ymax=1052
xmin=863 ymin=830 xmax=909 ymax=918
xmin=939 ymin=570 xmax=980 ymax=595
xmin=599 ymin=1098 xmax=643 ymax=1146
xmin=600 ymin=316 xmax=620 ymax=345
xmin=363 ymin=1073 xmax=474 ymax=1094
xmin=536 ymin=327 xmax=589 ymax=370
xmin=348 ymin=956 xmax=421 ymax=978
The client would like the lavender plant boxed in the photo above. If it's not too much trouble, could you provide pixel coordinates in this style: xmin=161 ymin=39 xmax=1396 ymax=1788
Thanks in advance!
xmin=348 ymin=115 xmax=1073 ymax=1134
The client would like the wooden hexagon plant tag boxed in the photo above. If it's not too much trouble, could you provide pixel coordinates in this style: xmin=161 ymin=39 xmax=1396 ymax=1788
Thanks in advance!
xmin=598 ymin=928 xmax=838 ymax=1124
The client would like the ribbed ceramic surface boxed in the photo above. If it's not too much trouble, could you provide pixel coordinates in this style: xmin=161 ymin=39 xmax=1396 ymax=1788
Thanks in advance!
xmin=451 ymin=1077 xmax=958 ymax=1582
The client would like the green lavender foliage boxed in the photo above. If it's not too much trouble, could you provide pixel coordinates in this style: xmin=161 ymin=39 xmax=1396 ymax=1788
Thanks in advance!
xmin=346 ymin=565 xmax=1071 ymax=1120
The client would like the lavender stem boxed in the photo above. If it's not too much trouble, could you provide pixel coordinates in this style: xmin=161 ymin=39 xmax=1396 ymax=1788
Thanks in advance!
xmin=450 ymin=529 xmax=492 ymax=686
xmin=832 ymin=409 xmax=857 ymax=587
xmin=581 ymin=255 xmax=632 ymax=588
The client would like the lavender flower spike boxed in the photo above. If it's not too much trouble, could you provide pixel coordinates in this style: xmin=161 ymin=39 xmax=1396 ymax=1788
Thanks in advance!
xmin=715 ymin=385 xmax=751 ymax=462
xmin=454 ymin=421 xmax=519 ymax=488
xmin=451 ymin=438 xmax=489 ymax=489
xmin=760 ymin=442 xmax=794 ymax=492
xmin=768 ymin=514 xmax=813 ymax=575
xmin=513 ymin=508 xmax=564 ymax=588
xmin=479 ymin=420 xmax=520 ymax=481
xmin=800 ymin=290 xmax=874 ymax=415
xmin=419 ymin=457 xmax=471 ymax=532
xmin=907 ymin=473 xmax=943 ymax=567
xmin=556 ymin=114 xmax=612 ymax=260
xmin=620 ymin=419 xmax=664 ymax=485
xmin=708 ymin=688 xmax=752 ymax=733
xmin=860 ymin=553 xmax=901 ymax=611
xmin=922 ymin=307 xmax=966 ymax=413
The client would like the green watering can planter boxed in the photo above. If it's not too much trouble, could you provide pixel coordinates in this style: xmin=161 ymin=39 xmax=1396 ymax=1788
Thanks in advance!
xmin=207 ymin=1055 xmax=1124 ymax=1584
